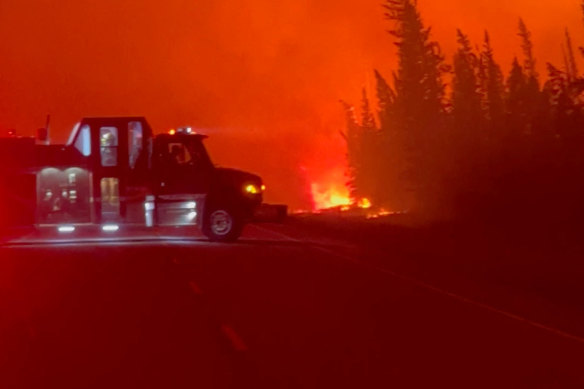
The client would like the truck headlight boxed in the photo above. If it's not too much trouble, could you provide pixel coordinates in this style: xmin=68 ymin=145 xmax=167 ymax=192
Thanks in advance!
xmin=244 ymin=184 xmax=261 ymax=195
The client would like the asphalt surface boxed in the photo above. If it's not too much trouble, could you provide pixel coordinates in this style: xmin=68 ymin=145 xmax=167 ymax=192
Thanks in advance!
xmin=1 ymin=223 xmax=584 ymax=388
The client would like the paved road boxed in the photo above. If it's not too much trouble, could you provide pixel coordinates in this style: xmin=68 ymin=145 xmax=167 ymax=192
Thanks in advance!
xmin=1 ymin=224 xmax=583 ymax=388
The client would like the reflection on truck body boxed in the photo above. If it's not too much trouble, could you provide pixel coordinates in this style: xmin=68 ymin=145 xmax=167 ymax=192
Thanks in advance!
xmin=37 ymin=167 xmax=91 ymax=224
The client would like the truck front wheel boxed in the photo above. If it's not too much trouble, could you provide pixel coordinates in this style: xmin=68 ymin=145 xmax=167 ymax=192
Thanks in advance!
xmin=202 ymin=206 xmax=243 ymax=242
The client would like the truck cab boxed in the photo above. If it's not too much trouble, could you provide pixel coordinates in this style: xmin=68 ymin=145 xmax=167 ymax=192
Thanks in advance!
xmin=1 ymin=117 xmax=264 ymax=242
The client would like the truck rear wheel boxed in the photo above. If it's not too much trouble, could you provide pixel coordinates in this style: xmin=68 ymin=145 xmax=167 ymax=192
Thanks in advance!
xmin=202 ymin=206 xmax=243 ymax=242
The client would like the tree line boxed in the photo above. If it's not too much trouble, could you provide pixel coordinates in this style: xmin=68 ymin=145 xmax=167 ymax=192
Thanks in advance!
xmin=343 ymin=0 xmax=584 ymax=219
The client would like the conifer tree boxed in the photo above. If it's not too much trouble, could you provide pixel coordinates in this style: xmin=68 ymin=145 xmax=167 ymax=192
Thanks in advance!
xmin=338 ymin=0 xmax=584 ymax=217
xmin=479 ymin=32 xmax=505 ymax=145
xmin=449 ymin=29 xmax=485 ymax=206
xmin=374 ymin=70 xmax=402 ymax=208
xmin=360 ymin=88 xmax=376 ymax=131
xmin=564 ymin=29 xmax=579 ymax=80
xmin=374 ymin=70 xmax=395 ymax=131
xmin=518 ymin=19 xmax=538 ymax=82
xmin=340 ymin=101 xmax=362 ymax=201
xmin=515 ymin=19 xmax=541 ymax=139
xmin=452 ymin=30 xmax=482 ymax=141
xmin=505 ymin=58 xmax=528 ymax=138
xmin=383 ymin=0 xmax=448 ymax=209
xmin=359 ymin=89 xmax=380 ymax=202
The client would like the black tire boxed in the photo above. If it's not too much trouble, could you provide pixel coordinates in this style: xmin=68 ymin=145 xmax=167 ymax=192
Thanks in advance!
xmin=202 ymin=205 xmax=243 ymax=242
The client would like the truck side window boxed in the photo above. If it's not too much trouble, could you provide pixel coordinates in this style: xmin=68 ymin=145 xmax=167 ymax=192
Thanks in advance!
xmin=168 ymin=143 xmax=192 ymax=166
xmin=128 ymin=121 xmax=143 ymax=169
xmin=100 ymin=126 xmax=118 ymax=167
xmin=74 ymin=125 xmax=91 ymax=157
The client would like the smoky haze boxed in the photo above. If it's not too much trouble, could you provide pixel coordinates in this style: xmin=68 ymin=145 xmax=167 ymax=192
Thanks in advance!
xmin=0 ymin=0 xmax=581 ymax=209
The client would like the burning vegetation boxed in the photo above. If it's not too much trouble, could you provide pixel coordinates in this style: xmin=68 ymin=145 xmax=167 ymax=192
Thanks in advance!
xmin=335 ymin=0 xmax=584 ymax=220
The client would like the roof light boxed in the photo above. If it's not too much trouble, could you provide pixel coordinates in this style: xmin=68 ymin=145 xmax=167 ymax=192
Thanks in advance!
xmin=58 ymin=226 xmax=75 ymax=233
xmin=169 ymin=129 xmax=176 ymax=135
xmin=102 ymin=224 xmax=119 ymax=232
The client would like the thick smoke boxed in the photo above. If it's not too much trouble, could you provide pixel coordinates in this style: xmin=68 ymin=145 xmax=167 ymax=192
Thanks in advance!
xmin=0 ymin=0 xmax=580 ymax=209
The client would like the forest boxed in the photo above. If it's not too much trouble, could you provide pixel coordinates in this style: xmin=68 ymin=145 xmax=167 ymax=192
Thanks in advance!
xmin=344 ymin=0 xmax=584 ymax=220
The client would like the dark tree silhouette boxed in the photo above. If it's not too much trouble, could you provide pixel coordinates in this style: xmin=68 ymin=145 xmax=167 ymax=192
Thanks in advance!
xmin=374 ymin=70 xmax=395 ymax=131
xmin=341 ymin=0 xmax=584 ymax=219
xmin=374 ymin=70 xmax=404 ymax=208
xmin=341 ymin=101 xmax=361 ymax=201
xmin=564 ymin=29 xmax=579 ymax=81
xmin=479 ymin=32 xmax=505 ymax=143
xmin=383 ymin=0 xmax=449 ymax=210
xmin=358 ymin=89 xmax=381 ymax=203
xmin=505 ymin=58 xmax=529 ymax=139
xmin=452 ymin=30 xmax=482 ymax=144
xmin=518 ymin=19 xmax=538 ymax=81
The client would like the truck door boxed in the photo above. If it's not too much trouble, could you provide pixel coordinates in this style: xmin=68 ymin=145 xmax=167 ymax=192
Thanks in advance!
xmin=154 ymin=135 xmax=210 ymax=225
xmin=94 ymin=119 xmax=152 ymax=225
xmin=97 ymin=126 xmax=122 ymax=222
xmin=156 ymin=137 xmax=211 ymax=195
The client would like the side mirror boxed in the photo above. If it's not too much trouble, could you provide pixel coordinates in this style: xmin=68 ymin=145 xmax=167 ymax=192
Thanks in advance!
xmin=37 ymin=128 xmax=48 ymax=143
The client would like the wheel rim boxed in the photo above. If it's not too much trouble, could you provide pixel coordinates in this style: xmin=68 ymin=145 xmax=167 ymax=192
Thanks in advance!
xmin=210 ymin=210 xmax=233 ymax=236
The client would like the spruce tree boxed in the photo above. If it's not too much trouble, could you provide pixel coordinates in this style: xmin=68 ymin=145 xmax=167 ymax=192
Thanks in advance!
xmin=340 ymin=101 xmax=362 ymax=201
xmin=518 ymin=19 xmax=538 ymax=82
xmin=384 ymin=0 xmax=448 ymax=210
xmin=360 ymin=88 xmax=377 ymax=131
xmin=374 ymin=70 xmax=402 ymax=208
xmin=452 ymin=30 xmax=482 ymax=141
xmin=515 ymin=19 xmax=541 ymax=139
xmin=564 ymin=29 xmax=579 ymax=80
xmin=505 ymin=58 xmax=528 ymax=139
xmin=359 ymin=89 xmax=380 ymax=203
xmin=374 ymin=69 xmax=395 ymax=131
xmin=479 ymin=32 xmax=505 ymax=146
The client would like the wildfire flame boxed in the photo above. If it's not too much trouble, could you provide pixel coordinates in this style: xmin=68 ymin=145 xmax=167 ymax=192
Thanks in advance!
xmin=310 ymin=183 xmax=351 ymax=210
xmin=309 ymin=182 xmax=398 ymax=219
xmin=308 ymin=168 xmax=379 ymax=213
xmin=310 ymin=181 xmax=375 ymax=212
xmin=357 ymin=198 xmax=372 ymax=209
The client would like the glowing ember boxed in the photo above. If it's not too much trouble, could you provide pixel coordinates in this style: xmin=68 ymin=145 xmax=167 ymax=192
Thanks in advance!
xmin=357 ymin=198 xmax=372 ymax=209
xmin=366 ymin=209 xmax=396 ymax=219
xmin=310 ymin=183 xmax=351 ymax=210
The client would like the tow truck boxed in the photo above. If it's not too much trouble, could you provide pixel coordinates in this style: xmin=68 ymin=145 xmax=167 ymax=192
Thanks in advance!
xmin=0 ymin=117 xmax=264 ymax=242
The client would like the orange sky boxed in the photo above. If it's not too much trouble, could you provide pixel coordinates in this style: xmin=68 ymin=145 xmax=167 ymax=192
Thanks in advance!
xmin=0 ymin=0 xmax=582 ymax=209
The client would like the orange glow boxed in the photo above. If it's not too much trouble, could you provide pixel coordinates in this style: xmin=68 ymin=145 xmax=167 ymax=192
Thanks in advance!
xmin=0 ymin=1 xmax=581 ymax=209
xmin=168 ymin=129 xmax=176 ymax=135
xmin=366 ymin=209 xmax=395 ymax=219
xmin=358 ymin=198 xmax=372 ymax=209
xmin=310 ymin=182 xmax=351 ymax=210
